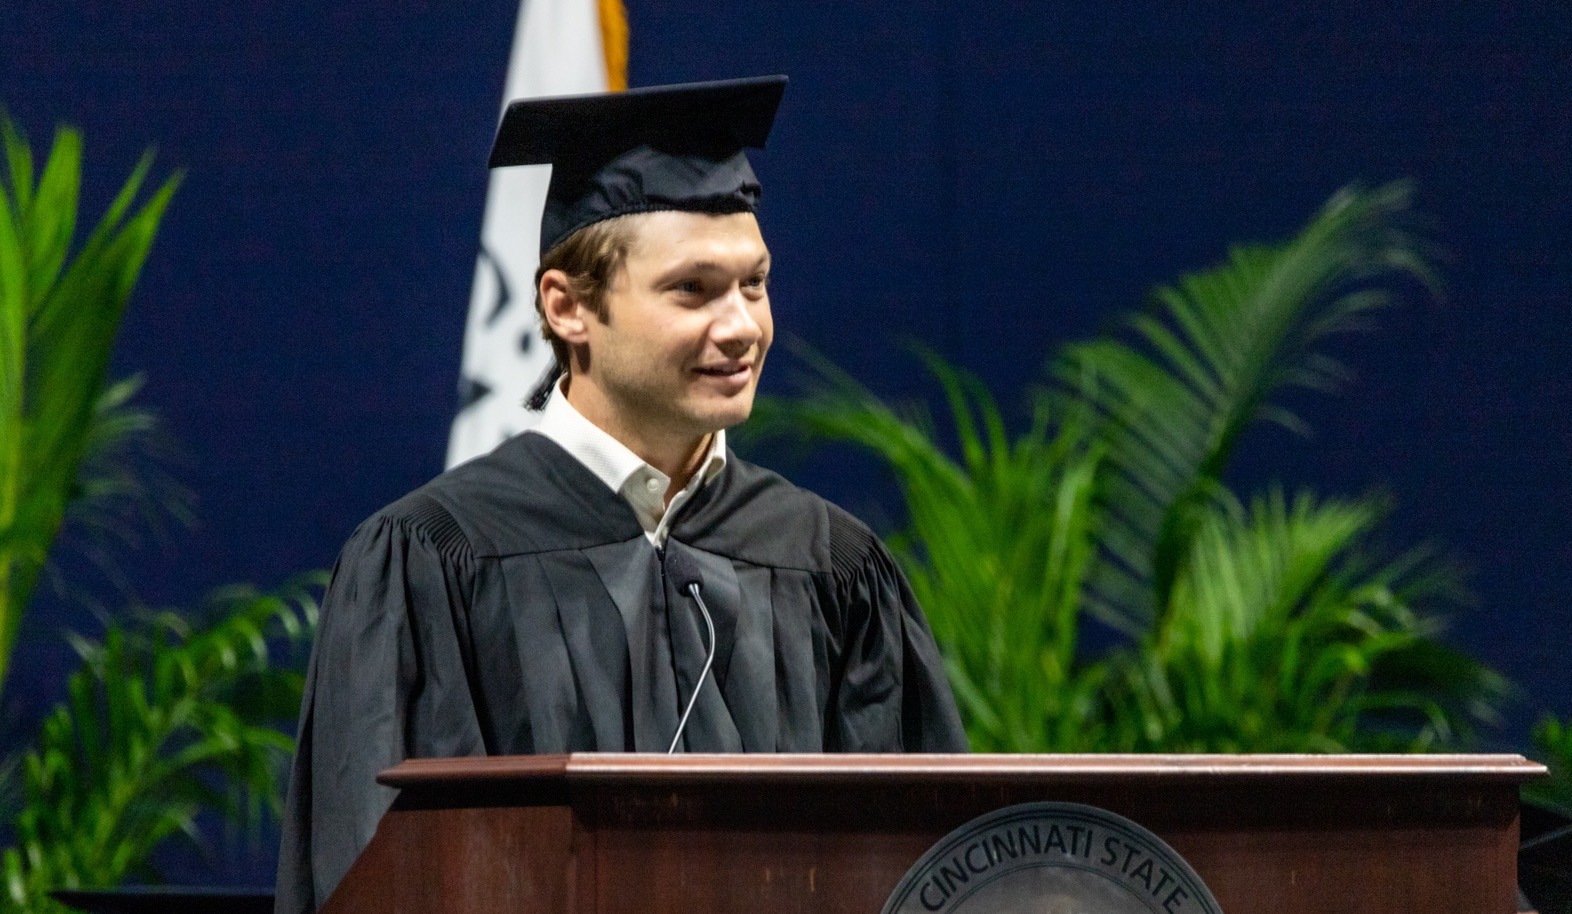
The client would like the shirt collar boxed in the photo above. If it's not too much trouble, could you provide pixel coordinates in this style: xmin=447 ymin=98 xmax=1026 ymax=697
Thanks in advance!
xmin=529 ymin=380 xmax=728 ymax=498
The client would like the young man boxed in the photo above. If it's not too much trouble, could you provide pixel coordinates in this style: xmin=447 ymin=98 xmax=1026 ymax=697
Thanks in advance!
xmin=275 ymin=76 xmax=966 ymax=914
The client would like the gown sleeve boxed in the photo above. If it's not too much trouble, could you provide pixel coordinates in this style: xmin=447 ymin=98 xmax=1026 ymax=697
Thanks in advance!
xmin=825 ymin=506 xmax=969 ymax=753
xmin=274 ymin=496 xmax=484 ymax=914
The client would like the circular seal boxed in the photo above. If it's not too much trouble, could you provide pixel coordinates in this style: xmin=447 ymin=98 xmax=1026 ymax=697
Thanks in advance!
xmin=882 ymin=802 xmax=1223 ymax=914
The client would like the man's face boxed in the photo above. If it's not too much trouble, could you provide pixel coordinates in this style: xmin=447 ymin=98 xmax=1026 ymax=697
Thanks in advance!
xmin=578 ymin=210 xmax=773 ymax=443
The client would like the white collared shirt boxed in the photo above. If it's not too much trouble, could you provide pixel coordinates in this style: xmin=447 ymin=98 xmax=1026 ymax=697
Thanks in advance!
xmin=527 ymin=383 xmax=727 ymax=547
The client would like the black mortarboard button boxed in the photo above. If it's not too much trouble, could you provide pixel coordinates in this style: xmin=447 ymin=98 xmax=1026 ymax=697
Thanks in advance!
xmin=488 ymin=75 xmax=788 ymax=258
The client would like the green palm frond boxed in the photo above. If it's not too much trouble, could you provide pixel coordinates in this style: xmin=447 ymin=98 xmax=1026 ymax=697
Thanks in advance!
xmin=0 ymin=576 xmax=322 ymax=913
xmin=754 ymin=345 xmax=1104 ymax=751
xmin=0 ymin=115 xmax=182 ymax=699
xmin=1525 ymin=716 xmax=1572 ymax=818
xmin=1107 ymin=489 xmax=1504 ymax=752
xmin=1054 ymin=182 xmax=1431 ymax=635
xmin=760 ymin=184 xmax=1505 ymax=755
xmin=51 ymin=375 xmax=195 ymax=605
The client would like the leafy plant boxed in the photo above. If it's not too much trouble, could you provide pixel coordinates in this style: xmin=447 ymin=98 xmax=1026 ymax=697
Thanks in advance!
xmin=760 ymin=182 xmax=1504 ymax=752
xmin=756 ymin=348 xmax=1105 ymax=751
xmin=1 ymin=577 xmax=321 ymax=913
xmin=1106 ymin=489 xmax=1504 ymax=752
xmin=1053 ymin=183 xmax=1428 ymax=637
xmin=1526 ymin=715 xmax=1572 ymax=818
xmin=0 ymin=114 xmax=182 ymax=702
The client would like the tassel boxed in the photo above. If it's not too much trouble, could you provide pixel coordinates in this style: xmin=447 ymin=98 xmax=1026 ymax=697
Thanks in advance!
xmin=525 ymin=361 xmax=564 ymax=411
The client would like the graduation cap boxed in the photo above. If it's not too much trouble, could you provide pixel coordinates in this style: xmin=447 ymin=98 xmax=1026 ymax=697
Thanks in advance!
xmin=489 ymin=75 xmax=789 ymax=259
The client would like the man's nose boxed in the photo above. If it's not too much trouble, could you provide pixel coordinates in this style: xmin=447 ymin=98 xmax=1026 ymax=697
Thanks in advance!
xmin=712 ymin=286 xmax=762 ymax=354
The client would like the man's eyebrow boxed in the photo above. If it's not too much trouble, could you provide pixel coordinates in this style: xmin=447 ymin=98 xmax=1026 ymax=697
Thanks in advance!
xmin=654 ymin=255 xmax=771 ymax=280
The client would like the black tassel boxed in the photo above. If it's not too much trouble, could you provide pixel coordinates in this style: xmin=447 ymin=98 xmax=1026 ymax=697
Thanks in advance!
xmin=525 ymin=361 xmax=564 ymax=411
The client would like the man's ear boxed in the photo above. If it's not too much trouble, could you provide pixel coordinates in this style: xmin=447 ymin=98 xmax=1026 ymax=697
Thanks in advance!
xmin=539 ymin=269 xmax=589 ymax=344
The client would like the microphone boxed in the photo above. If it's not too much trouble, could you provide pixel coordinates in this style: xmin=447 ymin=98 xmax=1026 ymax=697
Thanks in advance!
xmin=663 ymin=548 xmax=717 ymax=754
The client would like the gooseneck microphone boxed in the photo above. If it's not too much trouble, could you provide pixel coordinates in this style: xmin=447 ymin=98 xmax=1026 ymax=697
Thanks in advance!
xmin=663 ymin=548 xmax=717 ymax=754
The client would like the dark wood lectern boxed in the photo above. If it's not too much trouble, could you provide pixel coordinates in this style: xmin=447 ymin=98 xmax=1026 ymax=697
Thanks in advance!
xmin=322 ymin=754 xmax=1543 ymax=914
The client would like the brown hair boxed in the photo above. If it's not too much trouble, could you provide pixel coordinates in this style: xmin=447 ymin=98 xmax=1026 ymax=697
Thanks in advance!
xmin=533 ymin=214 xmax=641 ymax=369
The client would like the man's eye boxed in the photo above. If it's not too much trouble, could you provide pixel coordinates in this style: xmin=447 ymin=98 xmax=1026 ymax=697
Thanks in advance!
xmin=673 ymin=280 xmax=704 ymax=294
xmin=745 ymin=274 xmax=769 ymax=289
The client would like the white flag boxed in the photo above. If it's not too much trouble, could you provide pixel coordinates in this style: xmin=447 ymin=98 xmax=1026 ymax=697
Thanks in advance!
xmin=447 ymin=0 xmax=625 ymax=468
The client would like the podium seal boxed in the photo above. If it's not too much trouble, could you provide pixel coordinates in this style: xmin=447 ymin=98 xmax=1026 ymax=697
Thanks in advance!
xmin=882 ymin=802 xmax=1223 ymax=914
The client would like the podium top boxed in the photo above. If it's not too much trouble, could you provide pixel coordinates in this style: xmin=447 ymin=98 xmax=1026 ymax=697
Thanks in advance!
xmin=379 ymin=752 xmax=1545 ymax=789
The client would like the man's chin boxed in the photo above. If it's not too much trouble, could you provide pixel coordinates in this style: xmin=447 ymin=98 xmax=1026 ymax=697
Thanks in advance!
xmin=681 ymin=395 xmax=755 ymax=433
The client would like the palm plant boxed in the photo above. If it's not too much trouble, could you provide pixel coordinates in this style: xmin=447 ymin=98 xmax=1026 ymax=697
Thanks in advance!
xmin=1106 ymin=489 xmax=1502 ymax=751
xmin=0 ymin=116 xmax=323 ymax=905
xmin=760 ymin=182 xmax=1504 ymax=752
xmin=0 ymin=115 xmax=181 ymax=702
xmin=756 ymin=348 xmax=1105 ymax=751
xmin=1054 ymin=182 xmax=1430 ymax=637
xmin=0 ymin=577 xmax=321 ymax=913
xmin=1526 ymin=715 xmax=1572 ymax=818
xmin=1055 ymin=183 xmax=1503 ymax=750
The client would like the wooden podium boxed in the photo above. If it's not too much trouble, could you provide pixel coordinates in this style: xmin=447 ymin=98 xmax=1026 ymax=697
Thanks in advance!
xmin=322 ymin=753 xmax=1543 ymax=914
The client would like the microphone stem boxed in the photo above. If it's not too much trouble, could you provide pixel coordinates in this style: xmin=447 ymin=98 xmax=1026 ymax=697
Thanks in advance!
xmin=667 ymin=582 xmax=716 ymax=754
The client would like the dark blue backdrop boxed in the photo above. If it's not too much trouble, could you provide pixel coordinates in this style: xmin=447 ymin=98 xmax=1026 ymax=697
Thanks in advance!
xmin=3 ymin=0 xmax=1569 ymax=883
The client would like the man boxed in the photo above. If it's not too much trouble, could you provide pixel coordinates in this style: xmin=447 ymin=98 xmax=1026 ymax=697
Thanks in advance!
xmin=275 ymin=76 xmax=966 ymax=914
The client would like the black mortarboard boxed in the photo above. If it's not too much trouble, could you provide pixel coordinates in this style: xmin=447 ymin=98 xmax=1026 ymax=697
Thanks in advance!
xmin=489 ymin=75 xmax=788 ymax=258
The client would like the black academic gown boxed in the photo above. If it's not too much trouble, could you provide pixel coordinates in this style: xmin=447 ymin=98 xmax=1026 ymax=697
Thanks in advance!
xmin=274 ymin=432 xmax=967 ymax=914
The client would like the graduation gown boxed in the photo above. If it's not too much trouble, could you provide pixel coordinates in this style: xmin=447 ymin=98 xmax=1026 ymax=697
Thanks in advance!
xmin=274 ymin=432 xmax=967 ymax=913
